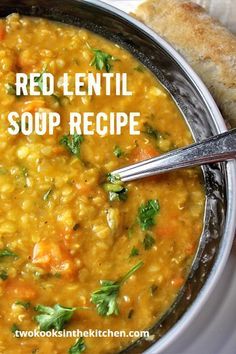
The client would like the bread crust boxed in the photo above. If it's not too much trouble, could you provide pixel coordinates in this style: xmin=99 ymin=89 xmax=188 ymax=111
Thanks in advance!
xmin=133 ymin=0 xmax=236 ymax=127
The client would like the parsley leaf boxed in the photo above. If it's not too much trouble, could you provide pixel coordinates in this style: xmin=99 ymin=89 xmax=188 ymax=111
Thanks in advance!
xmin=134 ymin=65 xmax=145 ymax=72
xmin=69 ymin=337 xmax=86 ymax=354
xmin=104 ymin=174 xmax=128 ymax=202
xmin=15 ymin=301 xmax=31 ymax=309
xmin=60 ymin=134 xmax=84 ymax=158
xmin=129 ymin=247 xmax=139 ymax=257
xmin=11 ymin=323 xmax=20 ymax=335
xmin=91 ymin=261 xmax=143 ymax=316
xmin=34 ymin=68 xmax=47 ymax=94
xmin=34 ymin=304 xmax=76 ymax=331
xmin=0 ymin=270 xmax=8 ymax=280
xmin=21 ymin=167 xmax=29 ymax=188
xmin=5 ymin=83 xmax=17 ymax=95
xmin=137 ymin=199 xmax=160 ymax=230
xmin=113 ymin=145 xmax=124 ymax=158
xmin=0 ymin=248 xmax=18 ymax=259
xmin=143 ymin=233 xmax=155 ymax=250
xmin=43 ymin=187 xmax=53 ymax=201
xmin=143 ymin=123 xmax=161 ymax=140
xmin=90 ymin=48 xmax=115 ymax=72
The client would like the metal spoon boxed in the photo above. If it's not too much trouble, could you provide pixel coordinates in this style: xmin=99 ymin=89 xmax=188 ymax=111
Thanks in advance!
xmin=111 ymin=128 xmax=236 ymax=182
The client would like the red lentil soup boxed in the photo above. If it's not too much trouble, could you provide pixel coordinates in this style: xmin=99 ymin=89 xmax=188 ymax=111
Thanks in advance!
xmin=0 ymin=14 xmax=205 ymax=354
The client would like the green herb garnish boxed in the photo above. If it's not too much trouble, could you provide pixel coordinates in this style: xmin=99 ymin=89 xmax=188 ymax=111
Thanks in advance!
xmin=113 ymin=145 xmax=124 ymax=158
xmin=11 ymin=323 xmax=20 ymax=335
xmin=143 ymin=123 xmax=161 ymax=140
xmin=91 ymin=261 xmax=143 ymax=316
xmin=15 ymin=301 xmax=31 ymax=309
xmin=0 ymin=270 xmax=8 ymax=280
xmin=129 ymin=247 xmax=139 ymax=257
xmin=104 ymin=174 xmax=128 ymax=202
xmin=90 ymin=48 xmax=115 ymax=72
xmin=137 ymin=199 xmax=160 ymax=230
xmin=134 ymin=65 xmax=145 ymax=72
xmin=60 ymin=134 xmax=84 ymax=158
xmin=34 ymin=68 xmax=47 ymax=94
xmin=143 ymin=233 xmax=155 ymax=250
xmin=0 ymin=248 xmax=18 ymax=259
xmin=5 ymin=83 xmax=16 ymax=95
xmin=69 ymin=338 xmax=86 ymax=354
xmin=34 ymin=304 xmax=76 ymax=331
xmin=43 ymin=187 xmax=53 ymax=201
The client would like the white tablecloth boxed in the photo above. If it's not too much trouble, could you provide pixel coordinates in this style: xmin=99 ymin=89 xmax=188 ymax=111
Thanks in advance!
xmin=103 ymin=0 xmax=236 ymax=33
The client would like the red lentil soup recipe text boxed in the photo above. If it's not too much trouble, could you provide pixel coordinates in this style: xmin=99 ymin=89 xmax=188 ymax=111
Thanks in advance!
xmin=0 ymin=14 xmax=205 ymax=354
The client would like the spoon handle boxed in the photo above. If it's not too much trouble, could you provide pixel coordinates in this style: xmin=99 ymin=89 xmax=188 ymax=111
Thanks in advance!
xmin=112 ymin=128 xmax=236 ymax=182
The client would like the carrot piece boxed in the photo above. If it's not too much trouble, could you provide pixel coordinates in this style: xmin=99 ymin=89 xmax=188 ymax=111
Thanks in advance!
xmin=5 ymin=279 xmax=37 ymax=300
xmin=156 ymin=225 xmax=176 ymax=238
xmin=0 ymin=24 xmax=5 ymax=41
xmin=32 ymin=239 xmax=77 ymax=277
xmin=75 ymin=183 xmax=93 ymax=196
xmin=171 ymin=276 xmax=185 ymax=288
xmin=131 ymin=145 xmax=159 ymax=163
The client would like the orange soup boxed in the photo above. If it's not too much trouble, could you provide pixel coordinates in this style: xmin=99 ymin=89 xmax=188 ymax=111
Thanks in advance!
xmin=0 ymin=14 xmax=205 ymax=354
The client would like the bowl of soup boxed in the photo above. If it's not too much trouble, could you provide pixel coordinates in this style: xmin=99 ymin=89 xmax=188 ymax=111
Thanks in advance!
xmin=0 ymin=1 xmax=235 ymax=353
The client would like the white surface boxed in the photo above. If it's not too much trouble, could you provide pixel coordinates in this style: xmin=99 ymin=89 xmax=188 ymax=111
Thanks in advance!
xmin=101 ymin=1 xmax=236 ymax=354
xmin=102 ymin=0 xmax=236 ymax=33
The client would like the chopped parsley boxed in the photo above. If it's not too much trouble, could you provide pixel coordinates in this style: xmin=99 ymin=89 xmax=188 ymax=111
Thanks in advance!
xmin=11 ymin=323 xmax=20 ymax=335
xmin=137 ymin=199 xmax=160 ymax=230
xmin=113 ymin=145 xmax=124 ymax=158
xmin=21 ymin=167 xmax=29 ymax=188
xmin=15 ymin=301 xmax=31 ymax=309
xmin=0 ymin=248 xmax=18 ymax=259
xmin=134 ymin=65 xmax=145 ymax=72
xmin=69 ymin=338 xmax=86 ymax=354
xmin=34 ymin=68 xmax=47 ymax=94
xmin=5 ymin=83 xmax=16 ymax=95
xmin=43 ymin=187 xmax=53 ymax=201
xmin=143 ymin=233 xmax=155 ymax=250
xmin=129 ymin=247 xmax=139 ymax=257
xmin=90 ymin=48 xmax=115 ymax=72
xmin=60 ymin=134 xmax=84 ymax=158
xmin=104 ymin=174 xmax=127 ymax=202
xmin=91 ymin=261 xmax=143 ymax=317
xmin=34 ymin=304 xmax=76 ymax=331
xmin=143 ymin=123 xmax=161 ymax=140
xmin=0 ymin=270 xmax=8 ymax=280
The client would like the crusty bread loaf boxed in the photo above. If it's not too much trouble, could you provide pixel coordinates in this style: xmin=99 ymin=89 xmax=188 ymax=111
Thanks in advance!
xmin=133 ymin=0 xmax=236 ymax=127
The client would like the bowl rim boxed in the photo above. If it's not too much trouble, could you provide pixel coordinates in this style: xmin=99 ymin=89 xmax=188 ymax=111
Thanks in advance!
xmin=82 ymin=1 xmax=236 ymax=353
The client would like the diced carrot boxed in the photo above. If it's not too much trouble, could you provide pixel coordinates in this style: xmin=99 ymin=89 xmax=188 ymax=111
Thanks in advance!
xmin=171 ymin=276 xmax=185 ymax=288
xmin=0 ymin=24 xmax=5 ymax=41
xmin=185 ymin=243 xmax=196 ymax=256
xmin=52 ymin=146 xmax=65 ymax=155
xmin=131 ymin=145 xmax=159 ymax=163
xmin=156 ymin=225 xmax=177 ymax=238
xmin=32 ymin=239 xmax=77 ymax=277
xmin=75 ymin=183 xmax=93 ymax=196
xmin=5 ymin=279 xmax=37 ymax=300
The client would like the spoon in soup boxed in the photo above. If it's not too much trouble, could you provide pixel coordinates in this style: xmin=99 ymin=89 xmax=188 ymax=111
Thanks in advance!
xmin=111 ymin=128 xmax=236 ymax=182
